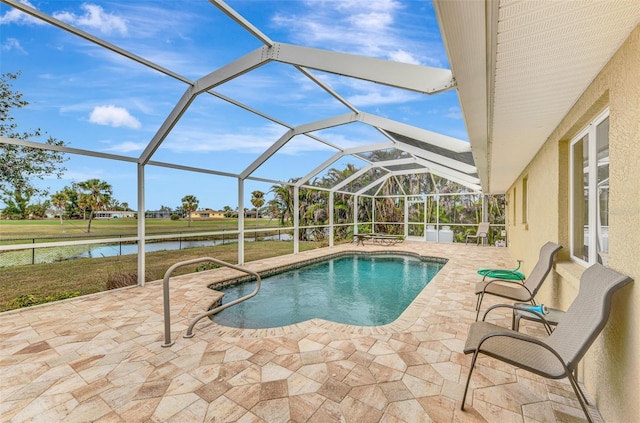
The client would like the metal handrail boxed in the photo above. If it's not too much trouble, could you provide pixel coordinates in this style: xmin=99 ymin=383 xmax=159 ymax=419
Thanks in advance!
xmin=161 ymin=257 xmax=261 ymax=347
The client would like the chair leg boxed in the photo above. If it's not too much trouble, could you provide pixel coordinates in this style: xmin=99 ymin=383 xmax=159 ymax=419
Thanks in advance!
xmin=461 ymin=350 xmax=480 ymax=410
xmin=566 ymin=371 xmax=593 ymax=423
xmin=475 ymin=294 xmax=484 ymax=321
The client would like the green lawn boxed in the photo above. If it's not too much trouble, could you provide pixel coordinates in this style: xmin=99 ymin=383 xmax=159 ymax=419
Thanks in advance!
xmin=0 ymin=240 xmax=326 ymax=312
xmin=0 ymin=217 xmax=283 ymax=240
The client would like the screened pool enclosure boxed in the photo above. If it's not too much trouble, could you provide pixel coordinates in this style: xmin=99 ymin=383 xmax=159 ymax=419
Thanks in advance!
xmin=0 ymin=0 xmax=505 ymax=282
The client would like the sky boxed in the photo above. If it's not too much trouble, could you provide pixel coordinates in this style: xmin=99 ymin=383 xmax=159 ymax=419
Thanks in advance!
xmin=0 ymin=0 xmax=467 ymax=212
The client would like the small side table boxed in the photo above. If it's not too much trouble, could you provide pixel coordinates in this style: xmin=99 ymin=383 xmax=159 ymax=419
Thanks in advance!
xmin=512 ymin=303 xmax=564 ymax=332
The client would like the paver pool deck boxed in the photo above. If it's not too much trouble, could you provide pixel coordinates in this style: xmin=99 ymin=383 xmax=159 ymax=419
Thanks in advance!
xmin=0 ymin=242 xmax=597 ymax=422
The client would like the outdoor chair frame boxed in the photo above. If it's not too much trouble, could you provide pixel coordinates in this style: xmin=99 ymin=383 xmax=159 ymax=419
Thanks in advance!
xmin=475 ymin=242 xmax=562 ymax=320
xmin=465 ymin=222 xmax=490 ymax=245
xmin=462 ymin=263 xmax=633 ymax=423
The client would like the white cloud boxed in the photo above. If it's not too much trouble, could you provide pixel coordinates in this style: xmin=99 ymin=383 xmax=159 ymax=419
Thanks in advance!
xmin=89 ymin=105 xmax=141 ymax=129
xmin=387 ymin=49 xmax=421 ymax=66
xmin=103 ymin=141 xmax=146 ymax=153
xmin=271 ymin=0 xmax=441 ymax=66
xmin=53 ymin=3 xmax=127 ymax=36
xmin=0 ymin=0 xmax=45 ymax=25
xmin=445 ymin=106 xmax=462 ymax=119
xmin=1 ymin=37 xmax=26 ymax=54
xmin=162 ymin=123 xmax=333 ymax=156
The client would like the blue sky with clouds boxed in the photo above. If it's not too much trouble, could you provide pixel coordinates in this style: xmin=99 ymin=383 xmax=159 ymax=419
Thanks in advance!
xmin=1 ymin=0 xmax=466 ymax=211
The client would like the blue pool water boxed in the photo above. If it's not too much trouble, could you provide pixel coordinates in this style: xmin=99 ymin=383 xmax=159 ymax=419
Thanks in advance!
xmin=212 ymin=254 xmax=444 ymax=328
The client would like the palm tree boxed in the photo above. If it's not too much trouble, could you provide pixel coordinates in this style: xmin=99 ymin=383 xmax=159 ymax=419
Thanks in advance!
xmin=250 ymin=190 xmax=265 ymax=221
xmin=50 ymin=191 xmax=68 ymax=225
xmin=76 ymin=179 xmax=113 ymax=233
xmin=181 ymin=194 xmax=199 ymax=227
xmin=269 ymin=183 xmax=294 ymax=226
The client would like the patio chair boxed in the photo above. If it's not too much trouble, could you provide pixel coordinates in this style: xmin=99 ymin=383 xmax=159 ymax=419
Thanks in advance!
xmin=461 ymin=263 xmax=633 ymax=423
xmin=465 ymin=222 xmax=490 ymax=245
xmin=475 ymin=242 xmax=562 ymax=320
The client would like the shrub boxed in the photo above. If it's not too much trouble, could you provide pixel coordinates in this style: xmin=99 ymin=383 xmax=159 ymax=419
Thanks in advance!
xmin=196 ymin=262 xmax=220 ymax=272
xmin=6 ymin=294 xmax=39 ymax=308
xmin=6 ymin=291 xmax=80 ymax=309
xmin=106 ymin=272 xmax=139 ymax=289
xmin=170 ymin=214 xmax=180 ymax=221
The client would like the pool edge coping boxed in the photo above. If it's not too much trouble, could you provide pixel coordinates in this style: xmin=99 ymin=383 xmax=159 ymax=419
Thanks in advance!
xmin=196 ymin=247 xmax=453 ymax=338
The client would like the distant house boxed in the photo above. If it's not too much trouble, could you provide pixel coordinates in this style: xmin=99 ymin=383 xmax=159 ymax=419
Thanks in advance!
xmin=94 ymin=211 xmax=135 ymax=219
xmin=145 ymin=210 xmax=173 ymax=219
xmin=191 ymin=209 xmax=225 ymax=219
xmin=244 ymin=210 xmax=262 ymax=219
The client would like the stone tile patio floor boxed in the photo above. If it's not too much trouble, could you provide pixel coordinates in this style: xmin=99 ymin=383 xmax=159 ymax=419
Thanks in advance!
xmin=0 ymin=242 xmax=598 ymax=422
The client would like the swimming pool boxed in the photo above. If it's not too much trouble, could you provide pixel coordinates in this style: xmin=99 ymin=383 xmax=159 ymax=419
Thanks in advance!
xmin=211 ymin=253 xmax=445 ymax=328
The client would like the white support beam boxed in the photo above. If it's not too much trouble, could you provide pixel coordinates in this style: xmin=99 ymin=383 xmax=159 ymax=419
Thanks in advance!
xmin=194 ymin=47 xmax=269 ymax=95
xmin=361 ymin=113 xmax=471 ymax=153
xmin=394 ymin=176 xmax=407 ymax=196
xmin=2 ymin=0 xmax=189 ymax=84
xmin=329 ymin=191 xmax=335 ymax=247
xmin=295 ymin=152 xmax=344 ymax=187
xmin=342 ymin=142 xmax=395 ymax=155
xmin=240 ymin=129 xmax=295 ymax=179
xmin=209 ymin=0 xmax=274 ymax=46
xmin=139 ymin=88 xmax=197 ymax=165
xmin=404 ymin=197 xmax=409 ymax=238
xmin=331 ymin=165 xmax=374 ymax=191
xmin=295 ymin=66 xmax=359 ymax=113
xmin=389 ymin=167 xmax=482 ymax=192
xmin=137 ymin=164 xmax=146 ymax=286
xmin=241 ymin=114 xmax=352 ymax=180
xmin=148 ymin=160 xmax=239 ymax=179
xmin=293 ymin=186 xmax=300 ymax=254
xmin=353 ymin=194 xmax=359 ymax=235
xmin=356 ymin=173 xmax=393 ymax=196
xmin=238 ymin=178 xmax=245 ymax=264
xmin=394 ymin=142 xmax=477 ymax=175
xmin=268 ymin=43 xmax=456 ymax=94
xmin=413 ymin=157 xmax=480 ymax=185
xmin=0 ymin=137 xmax=138 ymax=163
xmin=294 ymin=113 xmax=357 ymax=135
xmin=376 ymin=158 xmax=418 ymax=171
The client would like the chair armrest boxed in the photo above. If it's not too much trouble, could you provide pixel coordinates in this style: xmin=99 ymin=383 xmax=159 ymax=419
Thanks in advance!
xmin=481 ymin=303 xmax=554 ymax=334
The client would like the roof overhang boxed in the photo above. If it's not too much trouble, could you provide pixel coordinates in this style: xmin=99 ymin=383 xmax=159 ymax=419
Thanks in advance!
xmin=434 ymin=0 xmax=640 ymax=193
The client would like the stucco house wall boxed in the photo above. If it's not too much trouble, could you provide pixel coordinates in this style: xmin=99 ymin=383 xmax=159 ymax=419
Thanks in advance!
xmin=506 ymin=26 xmax=639 ymax=423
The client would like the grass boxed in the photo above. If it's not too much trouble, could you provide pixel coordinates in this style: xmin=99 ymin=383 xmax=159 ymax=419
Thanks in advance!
xmin=0 ymin=217 xmax=283 ymax=241
xmin=0 ymin=240 xmax=326 ymax=312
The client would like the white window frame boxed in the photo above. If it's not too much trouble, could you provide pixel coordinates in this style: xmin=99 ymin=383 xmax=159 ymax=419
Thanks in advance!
xmin=569 ymin=108 xmax=609 ymax=266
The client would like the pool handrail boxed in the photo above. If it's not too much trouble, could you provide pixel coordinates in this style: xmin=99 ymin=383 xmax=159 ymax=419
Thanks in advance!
xmin=161 ymin=257 xmax=261 ymax=347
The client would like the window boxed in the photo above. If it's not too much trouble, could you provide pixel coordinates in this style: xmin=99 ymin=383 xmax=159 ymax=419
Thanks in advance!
xmin=512 ymin=187 xmax=517 ymax=224
xmin=521 ymin=176 xmax=528 ymax=225
xmin=570 ymin=110 xmax=609 ymax=265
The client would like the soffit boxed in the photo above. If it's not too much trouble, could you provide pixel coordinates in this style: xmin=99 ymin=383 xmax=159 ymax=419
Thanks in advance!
xmin=435 ymin=0 xmax=640 ymax=194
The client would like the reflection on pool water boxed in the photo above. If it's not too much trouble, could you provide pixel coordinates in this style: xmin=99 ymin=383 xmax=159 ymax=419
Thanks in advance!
xmin=212 ymin=253 xmax=445 ymax=329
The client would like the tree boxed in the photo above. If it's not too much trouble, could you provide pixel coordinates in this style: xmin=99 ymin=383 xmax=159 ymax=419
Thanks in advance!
xmin=76 ymin=179 xmax=113 ymax=233
xmin=250 ymin=190 xmax=265 ymax=220
xmin=269 ymin=183 xmax=295 ymax=226
xmin=1 ymin=72 xmax=67 ymax=218
xmin=181 ymin=195 xmax=199 ymax=227
xmin=51 ymin=190 xmax=69 ymax=225
xmin=223 ymin=205 xmax=233 ymax=218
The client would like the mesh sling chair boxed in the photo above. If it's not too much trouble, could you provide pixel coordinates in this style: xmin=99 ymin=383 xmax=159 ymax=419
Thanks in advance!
xmin=462 ymin=263 xmax=633 ymax=423
xmin=465 ymin=222 xmax=490 ymax=245
xmin=475 ymin=242 xmax=562 ymax=320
